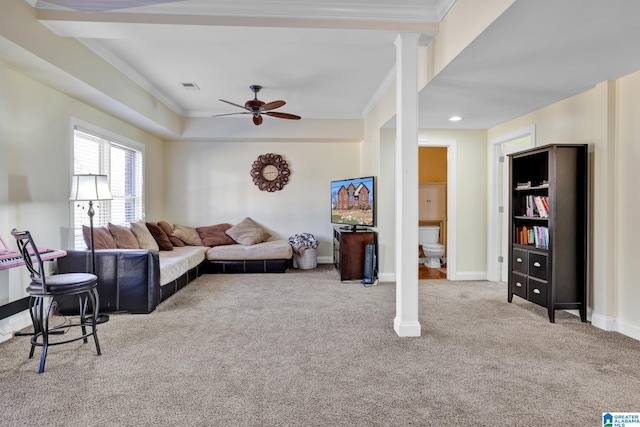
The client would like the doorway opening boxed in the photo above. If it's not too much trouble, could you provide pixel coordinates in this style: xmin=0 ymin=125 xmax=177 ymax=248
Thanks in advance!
xmin=488 ymin=126 xmax=535 ymax=282
xmin=418 ymin=139 xmax=457 ymax=280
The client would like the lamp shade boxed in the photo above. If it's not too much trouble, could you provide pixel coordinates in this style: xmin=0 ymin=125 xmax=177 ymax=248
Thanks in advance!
xmin=70 ymin=174 xmax=113 ymax=201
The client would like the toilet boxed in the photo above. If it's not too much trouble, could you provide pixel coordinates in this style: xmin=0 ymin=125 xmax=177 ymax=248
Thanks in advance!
xmin=419 ymin=226 xmax=445 ymax=268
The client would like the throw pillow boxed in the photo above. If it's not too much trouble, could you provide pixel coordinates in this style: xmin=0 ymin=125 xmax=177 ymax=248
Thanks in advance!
xmin=172 ymin=224 xmax=203 ymax=246
xmin=130 ymin=220 xmax=160 ymax=251
xmin=196 ymin=223 xmax=235 ymax=247
xmin=146 ymin=222 xmax=173 ymax=251
xmin=225 ymin=217 xmax=271 ymax=246
xmin=82 ymin=225 xmax=117 ymax=249
xmin=158 ymin=220 xmax=185 ymax=247
xmin=108 ymin=222 xmax=140 ymax=249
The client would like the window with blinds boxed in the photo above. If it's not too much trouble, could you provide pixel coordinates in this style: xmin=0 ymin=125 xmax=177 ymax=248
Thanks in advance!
xmin=72 ymin=126 xmax=144 ymax=249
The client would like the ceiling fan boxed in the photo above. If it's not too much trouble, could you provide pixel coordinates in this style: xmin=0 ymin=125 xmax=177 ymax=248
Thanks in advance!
xmin=36 ymin=0 xmax=186 ymax=12
xmin=214 ymin=85 xmax=302 ymax=126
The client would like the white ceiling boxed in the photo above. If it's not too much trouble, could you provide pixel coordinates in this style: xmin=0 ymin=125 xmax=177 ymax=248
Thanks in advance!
xmin=416 ymin=0 xmax=640 ymax=129
xmin=27 ymin=0 xmax=447 ymax=122
xmin=18 ymin=0 xmax=640 ymax=132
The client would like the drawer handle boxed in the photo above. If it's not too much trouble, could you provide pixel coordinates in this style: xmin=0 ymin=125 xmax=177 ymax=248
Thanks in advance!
xmin=533 ymin=262 xmax=541 ymax=267
xmin=533 ymin=288 xmax=541 ymax=294
xmin=516 ymin=257 xmax=523 ymax=263
xmin=515 ymin=282 xmax=522 ymax=288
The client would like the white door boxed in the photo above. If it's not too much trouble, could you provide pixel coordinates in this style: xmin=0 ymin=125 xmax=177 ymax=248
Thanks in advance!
xmin=500 ymin=137 xmax=533 ymax=280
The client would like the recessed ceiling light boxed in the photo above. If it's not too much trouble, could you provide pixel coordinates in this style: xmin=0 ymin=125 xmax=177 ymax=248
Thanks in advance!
xmin=449 ymin=116 xmax=463 ymax=122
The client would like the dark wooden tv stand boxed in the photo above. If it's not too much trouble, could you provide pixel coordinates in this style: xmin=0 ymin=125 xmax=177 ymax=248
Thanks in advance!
xmin=333 ymin=227 xmax=375 ymax=281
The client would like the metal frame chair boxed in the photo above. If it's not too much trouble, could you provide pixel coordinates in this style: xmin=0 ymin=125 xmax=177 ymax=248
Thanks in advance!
xmin=11 ymin=229 xmax=102 ymax=373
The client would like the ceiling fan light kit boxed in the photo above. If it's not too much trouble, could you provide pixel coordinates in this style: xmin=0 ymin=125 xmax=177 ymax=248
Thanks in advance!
xmin=215 ymin=85 xmax=301 ymax=125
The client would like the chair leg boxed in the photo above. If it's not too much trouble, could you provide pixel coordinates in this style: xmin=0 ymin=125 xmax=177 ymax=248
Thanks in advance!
xmin=38 ymin=298 xmax=52 ymax=374
xmin=89 ymin=289 xmax=102 ymax=356
xmin=28 ymin=297 xmax=39 ymax=359
xmin=78 ymin=293 xmax=89 ymax=344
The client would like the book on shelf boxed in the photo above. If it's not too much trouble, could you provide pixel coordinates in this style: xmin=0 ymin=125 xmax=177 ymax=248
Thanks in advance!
xmin=522 ymin=195 xmax=550 ymax=218
xmin=516 ymin=180 xmax=531 ymax=189
xmin=515 ymin=225 xmax=549 ymax=249
xmin=532 ymin=196 xmax=549 ymax=217
xmin=541 ymin=196 xmax=550 ymax=213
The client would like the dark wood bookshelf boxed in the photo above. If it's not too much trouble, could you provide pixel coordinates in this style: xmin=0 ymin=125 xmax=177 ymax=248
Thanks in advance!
xmin=508 ymin=144 xmax=588 ymax=323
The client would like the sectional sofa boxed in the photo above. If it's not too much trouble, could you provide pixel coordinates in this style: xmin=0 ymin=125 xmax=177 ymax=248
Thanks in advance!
xmin=56 ymin=217 xmax=292 ymax=314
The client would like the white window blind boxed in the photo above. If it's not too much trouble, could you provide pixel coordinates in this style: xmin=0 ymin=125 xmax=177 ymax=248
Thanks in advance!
xmin=72 ymin=126 xmax=143 ymax=249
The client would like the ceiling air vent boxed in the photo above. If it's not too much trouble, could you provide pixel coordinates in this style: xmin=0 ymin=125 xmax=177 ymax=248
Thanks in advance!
xmin=181 ymin=82 xmax=200 ymax=90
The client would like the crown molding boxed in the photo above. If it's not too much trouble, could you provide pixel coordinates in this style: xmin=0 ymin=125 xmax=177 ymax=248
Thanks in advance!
xmin=31 ymin=0 xmax=451 ymax=23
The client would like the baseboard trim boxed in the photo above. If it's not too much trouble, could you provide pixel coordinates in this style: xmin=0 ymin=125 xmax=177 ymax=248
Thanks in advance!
xmin=591 ymin=313 xmax=640 ymax=341
xmin=591 ymin=313 xmax=617 ymax=331
xmin=0 ymin=312 xmax=31 ymax=344
xmin=394 ymin=317 xmax=421 ymax=337
xmin=615 ymin=319 xmax=640 ymax=341
xmin=453 ymin=271 xmax=487 ymax=281
xmin=378 ymin=272 xmax=394 ymax=282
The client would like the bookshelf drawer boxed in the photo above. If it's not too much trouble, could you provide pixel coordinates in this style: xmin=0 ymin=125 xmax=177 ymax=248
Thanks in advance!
xmin=527 ymin=278 xmax=548 ymax=307
xmin=528 ymin=253 xmax=548 ymax=280
xmin=512 ymin=249 xmax=528 ymax=274
xmin=511 ymin=272 xmax=527 ymax=299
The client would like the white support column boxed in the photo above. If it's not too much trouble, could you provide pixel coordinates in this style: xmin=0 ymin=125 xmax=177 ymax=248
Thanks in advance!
xmin=394 ymin=33 xmax=421 ymax=337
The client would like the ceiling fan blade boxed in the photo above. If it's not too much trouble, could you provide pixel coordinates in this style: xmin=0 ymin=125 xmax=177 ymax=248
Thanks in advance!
xmin=261 ymin=100 xmax=286 ymax=111
xmin=212 ymin=112 xmax=251 ymax=117
xmin=265 ymin=112 xmax=301 ymax=120
xmin=219 ymin=99 xmax=249 ymax=110
xmin=253 ymin=115 xmax=263 ymax=126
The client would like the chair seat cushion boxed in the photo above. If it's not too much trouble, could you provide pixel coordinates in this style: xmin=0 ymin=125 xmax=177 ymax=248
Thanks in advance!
xmin=28 ymin=272 xmax=98 ymax=295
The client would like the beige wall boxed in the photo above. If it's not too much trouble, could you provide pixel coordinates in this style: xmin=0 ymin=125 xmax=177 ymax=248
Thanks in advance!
xmin=488 ymin=73 xmax=640 ymax=338
xmin=615 ymin=71 xmax=640 ymax=333
xmin=0 ymin=63 xmax=165 ymax=340
xmin=163 ymin=139 xmax=360 ymax=261
xmin=361 ymin=81 xmax=395 ymax=278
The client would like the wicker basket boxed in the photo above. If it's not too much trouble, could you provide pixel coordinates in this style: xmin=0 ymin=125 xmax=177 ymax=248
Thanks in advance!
xmin=293 ymin=248 xmax=317 ymax=269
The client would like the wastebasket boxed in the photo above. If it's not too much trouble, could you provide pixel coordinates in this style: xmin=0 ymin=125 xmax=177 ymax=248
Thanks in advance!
xmin=289 ymin=233 xmax=319 ymax=270
xmin=293 ymin=248 xmax=317 ymax=269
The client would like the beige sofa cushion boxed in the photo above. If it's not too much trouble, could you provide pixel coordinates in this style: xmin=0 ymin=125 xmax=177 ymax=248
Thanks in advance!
xmin=159 ymin=246 xmax=207 ymax=284
xmin=172 ymin=224 xmax=203 ymax=246
xmin=225 ymin=217 xmax=271 ymax=245
xmin=206 ymin=240 xmax=292 ymax=261
xmin=130 ymin=220 xmax=160 ymax=251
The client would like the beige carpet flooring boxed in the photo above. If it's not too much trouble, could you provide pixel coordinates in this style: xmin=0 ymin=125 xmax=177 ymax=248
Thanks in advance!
xmin=1 ymin=264 xmax=639 ymax=426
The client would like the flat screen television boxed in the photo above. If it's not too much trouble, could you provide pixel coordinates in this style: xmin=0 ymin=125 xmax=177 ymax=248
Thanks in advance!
xmin=331 ymin=176 xmax=375 ymax=231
